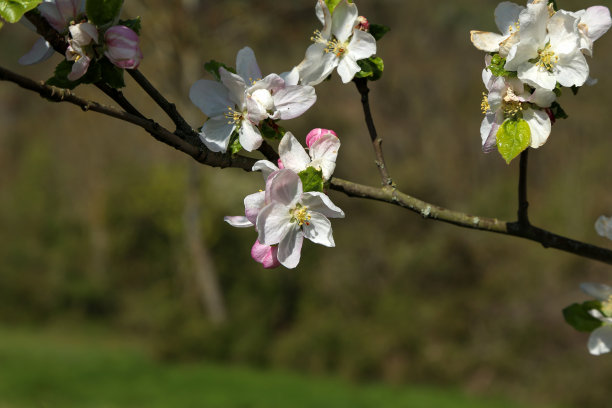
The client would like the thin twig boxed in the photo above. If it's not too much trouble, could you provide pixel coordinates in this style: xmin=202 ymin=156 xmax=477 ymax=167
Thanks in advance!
xmin=518 ymin=149 xmax=530 ymax=226
xmin=354 ymin=77 xmax=393 ymax=186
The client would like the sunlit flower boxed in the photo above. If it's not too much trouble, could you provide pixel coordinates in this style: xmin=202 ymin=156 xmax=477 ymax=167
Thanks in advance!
xmin=580 ymin=282 xmax=612 ymax=355
xmin=104 ymin=25 xmax=143 ymax=69
xmin=470 ymin=1 xmax=526 ymax=57
xmin=297 ymin=0 xmax=376 ymax=85
xmin=256 ymin=169 xmax=344 ymax=269
xmin=571 ymin=6 xmax=612 ymax=57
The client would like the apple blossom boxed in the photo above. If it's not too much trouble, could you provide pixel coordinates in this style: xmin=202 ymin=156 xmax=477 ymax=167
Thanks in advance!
xmin=470 ymin=1 xmax=526 ymax=57
xmin=580 ymin=283 xmax=612 ymax=355
xmin=570 ymin=6 xmax=612 ymax=57
xmin=190 ymin=47 xmax=316 ymax=152
xmin=256 ymin=169 xmax=344 ymax=269
xmin=297 ymin=0 xmax=377 ymax=85
xmin=104 ymin=25 xmax=143 ymax=70
xmin=65 ymin=22 xmax=98 ymax=81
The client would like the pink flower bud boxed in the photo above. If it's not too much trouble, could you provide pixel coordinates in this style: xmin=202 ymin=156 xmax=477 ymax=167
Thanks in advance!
xmin=251 ymin=240 xmax=280 ymax=269
xmin=356 ymin=16 xmax=370 ymax=32
xmin=305 ymin=128 xmax=337 ymax=148
xmin=104 ymin=25 xmax=143 ymax=70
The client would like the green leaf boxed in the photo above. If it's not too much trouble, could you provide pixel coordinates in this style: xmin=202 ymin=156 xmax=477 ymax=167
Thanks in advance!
xmin=118 ymin=17 xmax=141 ymax=34
xmin=229 ymin=137 xmax=243 ymax=156
xmin=369 ymin=24 xmax=390 ymax=41
xmin=46 ymin=59 xmax=102 ymax=89
xmin=324 ymin=0 xmax=341 ymax=14
xmin=298 ymin=167 xmax=324 ymax=193
xmin=549 ymin=101 xmax=568 ymax=120
xmin=100 ymin=58 xmax=125 ymax=89
xmin=487 ymin=53 xmax=517 ymax=78
xmin=355 ymin=56 xmax=384 ymax=81
xmin=204 ymin=60 xmax=236 ymax=81
xmin=563 ymin=301 xmax=603 ymax=333
xmin=86 ymin=0 xmax=123 ymax=26
xmin=260 ymin=119 xmax=285 ymax=141
xmin=496 ymin=118 xmax=531 ymax=164
xmin=0 ymin=0 xmax=42 ymax=23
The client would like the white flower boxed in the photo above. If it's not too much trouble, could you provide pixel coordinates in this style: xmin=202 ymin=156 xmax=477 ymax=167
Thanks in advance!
xmin=595 ymin=215 xmax=612 ymax=240
xmin=254 ymin=130 xmax=340 ymax=181
xmin=297 ymin=0 xmax=377 ymax=85
xmin=65 ymin=22 xmax=99 ymax=81
xmin=190 ymin=47 xmax=316 ymax=152
xmin=480 ymin=58 xmax=555 ymax=151
xmin=580 ymin=282 xmax=612 ymax=355
xmin=571 ymin=6 xmax=612 ymax=57
xmin=256 ymin=169 xmax=344 ymax=269
xmin=470 ymin=1 xmax=526 ymax=57
xmin=504 ymin=3 xmax=589 ymax=90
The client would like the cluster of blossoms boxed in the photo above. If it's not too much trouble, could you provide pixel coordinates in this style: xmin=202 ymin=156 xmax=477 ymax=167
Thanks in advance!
xmin=189 ymin=0 xmax=383 ymax=268
xmin=20 ymin=0 xmax=142 ymax=81
xmin=471 ymin=0 xmax=611 ymax=163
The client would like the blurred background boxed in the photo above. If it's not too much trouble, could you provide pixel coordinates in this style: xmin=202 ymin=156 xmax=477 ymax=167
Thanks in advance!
xmin=1 ymin=0 xmax=612 ymax=406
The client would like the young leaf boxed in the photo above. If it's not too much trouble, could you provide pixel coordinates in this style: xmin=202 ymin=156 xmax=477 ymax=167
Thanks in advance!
xmin=496 ymin=118 xmax=531 ymax=164
xmin=118 ymin=17 xmax=141 ymax=34
xmin=260 ymin=119 xmax=286 ymax=141
xmin=369 ymin=24 xmax=390 ymax=41
xmin=0 ymin=0 xmax=42 ymax=23
xmin=563 ymin=301 xmax=603 ymax=333
xmin=355 ymin=56 xmax=384 ymax=81
xmin=86 ymin=0 xmax=123 ymax=26
xmin=487 ymin=54 xmax=517 ymax=78
xmin=324 ymin=0 xmax=342 ymax=14
xmin=46 ymin=59 xmax=102 ymax=89
xmin=298 ymin=167 xmax=324 ymax=193
xmin=100 ymin=58 xmax=125 ymax=89
xmin=204 ymin=60 xmax=236 ymax=81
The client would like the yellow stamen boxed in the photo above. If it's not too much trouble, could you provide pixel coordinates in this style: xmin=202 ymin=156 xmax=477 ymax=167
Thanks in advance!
xmin=224 ymin=106 xmax=243 ymax=125
xmin=311 ymin=30 xmax=348 ymax=58
xmin=481 ymin=92 xmax=490 ymax=114
xmin=290 ymin=204 xmax=311 ymax=227
xmin=536 ymin=43 xmax=559 ymax=72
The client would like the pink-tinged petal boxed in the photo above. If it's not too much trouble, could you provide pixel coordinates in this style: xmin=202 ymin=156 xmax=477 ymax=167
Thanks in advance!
xmin=256 ymin=203 xmax=294 ymax=245
xmin=252 ymin=160 xmax=279 ymax=182
xmin=38 ymin=3 xmax=66 ymax=32
xmin=347 ymin=29 xmax=376 ymax=61
xmin=337 ymin=55 xmax=361 ymax=83
xmin=309 ymin=134 xmax=340 ymax=180
xmin=470 ymin=31 xmax=504 ymax=52
xmin=238 ymin=120 xmax=263 ymax=152
xmin=246 ymin=93 xmax=269 ymax=123
xmin=189 ymin=79 xmax=233 ymax=117
xmin=306 ymin=128 xmax=337 ymax=148
xmin=56 ymin=0 xmax=78 ymax=22
xmin=277 ymin=227 xmax=304 ymax=269
xmin=280 ymin=67 xmax=300 ymax=86
xmin=277 ymin=159 xmax=285 ymax=169
xmin=69 ymin=22 xmax=98 ymax=45
xmin=332 ymin=0 xmax=358 ymax=42
xmin=219 ymin=68 xmax=247 ymax=109
xmin=67 ymin=55 xmax=90 ymax=81
xmin=19 ymin=38 xmax=54 ymax=65
xmin=494 ymin=1 xmax=524 ymax=35
xmin=580 ymin=282 xmax=612 ymax=301
xmin=556 ymin=51 xmax=589 ymax=88
xmin=244 ymin=191 xmax=266 ymax=224
xmin=104 ymin=25 xmax=142 ymax=69
xmin=236 ymin=46 xmax=262 ymax=85
xmin=302 ymin=212 xmax=335 ymax=247
xmin=224 ymin=216 xmax=254 ymax=228
xmin=272 ymin=85 xmax=317 ymax=120
xmin=588 ymin=326 xmax=612 ymax=355
xmin=251 ymin=240 xmax=281 ymax=269
xmin=480 ymin=113 xmax=500 ymax=153
xmin=301 ymin=192 xmax=344 ymax=219
xmin=524 ymin=109 xmax=551 ymax=149
xmin=200 ymin=116 xmax=235 ymax=152
xmin=278 ymin=132 xmax=310 ymax=174
xmin=582 ymin=6 xmax=612 ymax=42
xmin=266 ymin=169 xmax=302 ymax=207
xmin=249 ymin=73 xmax=285 ymax=94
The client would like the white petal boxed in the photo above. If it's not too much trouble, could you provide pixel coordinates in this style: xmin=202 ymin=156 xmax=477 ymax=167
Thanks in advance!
xmin=524 ymin=109 xmax=551 ymax=149
xmin=219 ymin=68 xmax=247 ymax=109
xmin=582 ymin=6 xmax=612 ymax=42
xmin=580 ymin=282 xmax=612 ymax=301
xmin=303 ymin=212 xmax=335 ymax=247
xmin=347 ymin=29 xmax=376 ymax=61
xmin=19 ymin=38 xmax=54 ymax=65
xmin=278 ymin=132 xmax=311 ymax=174
xmin=224 ymin=216 xmax=253 ymax=228
xmin=300 ymin=192 xmax=345 ymax=219
xmin=337 ymin=55 xmax=361 ymax=83
xmin=266 ymin=169 xmax=302 ymax=207
xmin=249 ymin=73 xmax=285 ymax=94
xmin=238 ymin=120 xmax=263 ymax=152
xmin=518 ymin=2 xmax=549 ymax=45
xmin=273 ymin=85 xmax=317 ymax=120
xmin=505 ymin=40 xmax=539 ymax=71
xmin=529 ymin=87 xmax=556 ymax=108
xmin=244 ymin=191 xmax=266 ymax=224
xmin=588 ymin=326 xmax=612 ymax=355
xmin=595 ymin=216 xmax=612 ymax=240
xmin=332 ymin=0 xmax=358 ymax=42
xmin=280 ymin=67 xmax=300 ymax=86
xmin=494 ymin=1 xmax=524 ymax=35
xmin=252 ymin=160 xmax=279 ymax=182
xmin=518 ymin=62 xmax=557 ymax=90
xmin=556 ymin=51 xmax=589 ymax=88
xmin=189 ymin=79 xmax=233 ymax=118
xmin=200 ymin=116 xmax=235 ymax=152
xmin=480 ymin=113 xmax=500 ymax=153
xmin=548 ymin=11 xmax=580 ymax=55
xmin=277 ymin=227 xmax=304 ymax=269
xmin=315 ymin=0 xmax=332 ymax=38
xmin=470 ymin=31 xmax=505 ymax=52
xmin=256 ymin=203 xmax=293 ymax=245
xmin=236 ymin=46 xmax=262 ymax=84
xmin=309 ymin=134 xmax=340 ymax=180
xmin=297 ymin=43 xmax=338 ymax=86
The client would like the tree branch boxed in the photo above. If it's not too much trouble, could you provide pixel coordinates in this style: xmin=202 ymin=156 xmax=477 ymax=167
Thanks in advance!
xmin=518 ymin=149 xmax=530 ymax=226
xmin=354 ymin=77 xmax=393 ymax=186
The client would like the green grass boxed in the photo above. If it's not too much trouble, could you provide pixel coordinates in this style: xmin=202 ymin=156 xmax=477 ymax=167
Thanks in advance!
xmin=0 ymin=325 xmax=538 ymax=408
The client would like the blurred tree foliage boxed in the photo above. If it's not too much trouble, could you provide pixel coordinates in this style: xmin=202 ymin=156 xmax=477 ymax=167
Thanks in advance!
xmin=2 ymin=0 xmax=612 ymax=406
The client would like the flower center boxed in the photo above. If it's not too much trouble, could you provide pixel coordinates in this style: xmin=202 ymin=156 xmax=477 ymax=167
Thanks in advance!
xmin=536 ymin=43 xmax=559 ymax=72
xmin=311 ymin=30 xmax=348 ymax=58
xmin=290 ymin=204 xmax=311 ymax=227
xmin=501 ymin=88 xmax=525 ymax=118
xmin=224 ymin=106 xmax=244 ymax=125
xmin=507 ymin=21 xmax=520 ymax=34
xmin=481 ymin=93 xmax=490 ymax=114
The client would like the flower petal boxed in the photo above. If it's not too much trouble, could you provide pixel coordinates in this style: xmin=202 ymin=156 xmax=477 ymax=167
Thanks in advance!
xmin=524 ymin=109 xmax=551 ymax=148
xmin=303 ymin=212 xmax=335 ymax=247
xmin=300 ymin=192 xmax=345 ymax=219
xmin=556 ymin=51 xmax=589 ymax=88
xmin=38 ymin=3 xmax=66 ymax=32
xmin=252 ymin=160 xmax=279 ymax=181
xmin=588 ymin=325 xmax=612 ymax=355
xmin=470 ymin=30 xmax=505 ymax=52
xmin=251 ymin=240 xmax=281 ymax=269
xmin=280 ymin=67 xmax=300 ymax=86
xmin=266 ymin=169 xmax=302 ymax=207
xmin=308 ymin=134 xmax=340 ymax=180
xmin=277 ymin=227 xmax=304 ymax=269
xmin=347 ymin=29 xmax=376 ymax=61
xmin=219 ymin=68 xmax=247 ymax=109
xmin=332 ymin=0 xmax=358 ymax=42
xmin=19 ymin=37 xmax=54 ymax=65
xmin=200 ymin=116 xmax=235 ymax=152
xmin=273 ymin=85 xmax=317 ymax=120
xmin=245 ymin=191 xmax=266 ymax=224
xmin=236 ymin=46 xmax=262 ymax=84
xmin=337 ymin=55 xmax=361 ymax=84
xmin=278 ymin=132 xmax=311 ymax=174
xmin=238 ymin=120 xmax=263 ymax=152
xmin=256 ymin=202 xmax=293 ymax=245
xmin=480 ymin=113 xmax=500 ymax=153
xmin=224 ymin=216 xmax=253 ymax=228
xmin=189 ymin=79 xmax=233 ymax=118
xmin=494 ymin=1 xmax=524 ymax=35
xmin=297 ymin=43 xmax=338 ymax=86
xmin=582 ymin=6 xmax=612 ymax=42
xmin=580 ymin=282 xmax=612 ymax=301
